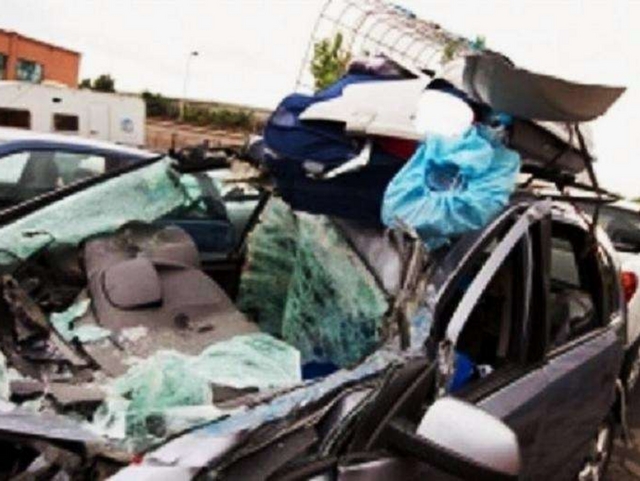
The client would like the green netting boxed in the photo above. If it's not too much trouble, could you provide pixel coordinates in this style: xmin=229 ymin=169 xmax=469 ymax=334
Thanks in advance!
xmin=92 ymin=333 xmax=301 ymax=442
xmin=237 ymin=199 xmax=298 ymax=335
xmin=0 ymin=159 xmax=188 ymax=267
xmin=50 ymin=298 xmax=111 ymax=343
xmin=238 ymin=200 xmax=389 ymax=367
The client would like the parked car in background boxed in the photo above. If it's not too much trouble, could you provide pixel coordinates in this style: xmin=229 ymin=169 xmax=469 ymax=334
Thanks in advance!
xmin=0 ymin=127 xmax=153 ymax=212
xmin=578 ymin=200 xmax=640 ymax=391
xmin=0 ymin=127 xmax=263 ymax=268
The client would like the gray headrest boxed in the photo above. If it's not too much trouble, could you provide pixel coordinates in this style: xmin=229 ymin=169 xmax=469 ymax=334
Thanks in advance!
xmin=103 ymin=257 xmax=162 ymax=309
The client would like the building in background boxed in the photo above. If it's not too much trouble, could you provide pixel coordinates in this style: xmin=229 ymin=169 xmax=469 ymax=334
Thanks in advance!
xmin=0 ymin=29 xmax=80 ymax=87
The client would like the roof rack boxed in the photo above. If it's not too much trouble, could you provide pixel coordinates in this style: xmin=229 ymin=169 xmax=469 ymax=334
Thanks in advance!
xmin=296 ymin=0 xmax=475 ymax=92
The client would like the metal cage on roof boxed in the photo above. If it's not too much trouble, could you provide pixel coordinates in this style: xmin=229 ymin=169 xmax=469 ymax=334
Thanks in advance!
xmin=296 ymin=0 xmax=476 ymax=92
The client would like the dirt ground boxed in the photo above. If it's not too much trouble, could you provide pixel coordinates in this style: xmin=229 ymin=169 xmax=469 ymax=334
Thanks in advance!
xmin=608 ymin=385 xmax=640 ymax=479
xmin=145 ymin=118 xmax=249 ymax=152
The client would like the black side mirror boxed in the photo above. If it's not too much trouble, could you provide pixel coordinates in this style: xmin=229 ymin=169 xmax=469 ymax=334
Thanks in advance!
xmin=386 ymin=397 xmax=521 ymax=481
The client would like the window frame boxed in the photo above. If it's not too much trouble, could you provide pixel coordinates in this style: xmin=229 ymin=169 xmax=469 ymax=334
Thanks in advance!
xmin=15 ymin=58 xmax=44 ymax=83
xmin=544 ymin=218 xmax=623 ymax=358
xmin=437 ymin=203 xmax=551 ymax=403
xmin=0 ymin=53 xmax=7 ymax=80
xmin=52 ymin=113 xmax=80 ymax=133
xmin=443 ymin=204 xmax=549 ymax=351
xmin=0 ymin=108 xmax=31 ymax=129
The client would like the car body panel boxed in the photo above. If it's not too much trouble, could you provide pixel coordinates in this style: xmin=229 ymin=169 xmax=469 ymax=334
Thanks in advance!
xmin=538 ymin=327 xmax=623 ymax=479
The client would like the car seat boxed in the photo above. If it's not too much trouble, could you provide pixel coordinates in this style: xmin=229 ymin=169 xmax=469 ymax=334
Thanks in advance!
xmin=81 ymin=223 xmax=258 ymax=374
xmin=549 ymin=289 xmax=595 ymax=348
xmin=18 ymin=152 xmax=60 ymax=198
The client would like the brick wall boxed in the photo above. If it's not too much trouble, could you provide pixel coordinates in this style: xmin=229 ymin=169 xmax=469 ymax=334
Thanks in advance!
xmin=0 ymin=29 xmax=80 ymax=87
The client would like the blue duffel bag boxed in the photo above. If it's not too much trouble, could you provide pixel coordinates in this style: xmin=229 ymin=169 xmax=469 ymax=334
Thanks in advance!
xmin=263 ymin=75 xmax=407 ymax=223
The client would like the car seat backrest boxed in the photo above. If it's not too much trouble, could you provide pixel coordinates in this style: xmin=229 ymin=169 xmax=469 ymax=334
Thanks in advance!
xmin=549 ymin=288 xmax=594 ymax=347
xmin=18 ymin=152 xmax=59 ymax=191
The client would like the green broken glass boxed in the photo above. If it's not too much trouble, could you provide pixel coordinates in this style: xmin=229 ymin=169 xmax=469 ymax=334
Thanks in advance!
xmin=93 ymin=333 xmax=301 ymax=442
xmin=0 ymin=159 xmax=188 ymax=267
xmin=238 ymin=200 xmax=389 ymax=367
xmin=50 ymin=298 xmax=111 ymax=344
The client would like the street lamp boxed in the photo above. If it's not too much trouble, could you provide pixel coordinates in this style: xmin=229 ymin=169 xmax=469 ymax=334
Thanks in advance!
xmin=179 ymin=50 xmax=199 ymax=122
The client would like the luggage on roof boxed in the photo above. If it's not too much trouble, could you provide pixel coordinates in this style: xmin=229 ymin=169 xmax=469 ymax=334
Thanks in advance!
xmin=263 ymin=74 xmax=413 ymax=223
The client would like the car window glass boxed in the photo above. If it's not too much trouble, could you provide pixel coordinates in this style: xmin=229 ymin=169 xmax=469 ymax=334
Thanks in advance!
xmin=455 ymin=238 xmax=525 ymax=376
xmin=0 ymin=150 xmax=109 ymax=211
xmin=579 ymin=203 xmax=640 ymax=253
xmin=548 ymin=223 xmax=603 ymax=350
xmin=0 ymin=152 xmax=29 ymax=183
xmin=550 ymin=237 xmax=579 ymax=287
xmin=437 ymin=218 xmax=528 ymax=393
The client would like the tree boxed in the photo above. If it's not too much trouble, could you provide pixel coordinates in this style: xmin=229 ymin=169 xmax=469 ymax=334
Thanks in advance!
xmin=310 ymin=32 xmax=351 ymax=91
xmin=78 ymin=78 xmax=92 ymax=89
xmin=92 ymin=74 xmax=115 ymax=93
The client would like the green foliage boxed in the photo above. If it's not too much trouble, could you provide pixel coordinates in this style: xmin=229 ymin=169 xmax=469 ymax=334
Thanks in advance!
xmin=142 ymin=90 xmax=254 ymax=130
xmin=472 ymin=35 xmax=487 ymax=51
xmin=441 ymin=38 xmax=465 ymax=64
xmin=142 ymin=91 xmax=179 ymax=119
xmin=93 ymin=74 xmax=115 ymax=92
xmin=310 ymin=32 xmax=351 ymax=91
xmin=79 ymin=74 xmax=116 ymax=92
xmin=183 ymin=105 xmax=254 ymax=130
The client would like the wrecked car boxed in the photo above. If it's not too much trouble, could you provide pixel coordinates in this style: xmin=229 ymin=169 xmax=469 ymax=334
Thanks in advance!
xmin=0 ymin=6 xmax=631 ymax=481
xmin=0 ymin=140 xmax=628 ymax=481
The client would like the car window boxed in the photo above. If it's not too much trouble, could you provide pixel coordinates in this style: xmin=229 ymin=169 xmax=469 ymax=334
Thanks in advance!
xmin=0 ymin=150 xmax=114 ymax=210
xmin=580 ymin=204 xmax=640 ymax=253
xmin=548 ymin=223 xmax=604 ymax=350
xmin=0 ymin=151 xmax=29 ymax=184
xmin=455 ymin=237 xmax=527 ymax=374
xmin=436 ymin=216 xmax=530 ymax=393
xmin=550 ymin=237 xmax=580 ymax=287
xmin=160 ymin=171 xmax=265 ymax=256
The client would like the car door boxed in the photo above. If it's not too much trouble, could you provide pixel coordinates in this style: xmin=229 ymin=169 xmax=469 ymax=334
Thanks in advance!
xmin=331 ymin=202 xmax=552 ymax=480
xmin=439 ymin=203 xmax=552 ymax=480
xmin=533 ymin=218 xmax=624 ymax=480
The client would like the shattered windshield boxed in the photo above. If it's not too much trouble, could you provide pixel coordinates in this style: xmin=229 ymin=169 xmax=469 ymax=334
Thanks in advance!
xmin=0 ymin=156 xmax=428 ymax=461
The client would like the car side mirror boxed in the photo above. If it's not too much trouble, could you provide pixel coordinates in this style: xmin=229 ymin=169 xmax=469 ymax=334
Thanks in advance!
xmin=386 ymin=397 xmax=521 ymax=481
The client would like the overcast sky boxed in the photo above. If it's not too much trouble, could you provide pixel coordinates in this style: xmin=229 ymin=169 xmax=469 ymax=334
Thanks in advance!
xmin=3 ymin=0 xmax=639 ymax=196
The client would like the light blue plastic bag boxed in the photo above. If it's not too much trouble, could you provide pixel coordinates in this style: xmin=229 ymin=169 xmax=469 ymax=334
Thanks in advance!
xmin=381 ymin=126 xmax=520 ymax=249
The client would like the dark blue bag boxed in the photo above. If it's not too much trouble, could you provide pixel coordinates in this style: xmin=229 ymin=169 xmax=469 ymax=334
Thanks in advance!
xmin=264 ymin=75 xmax=406 ymax=223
